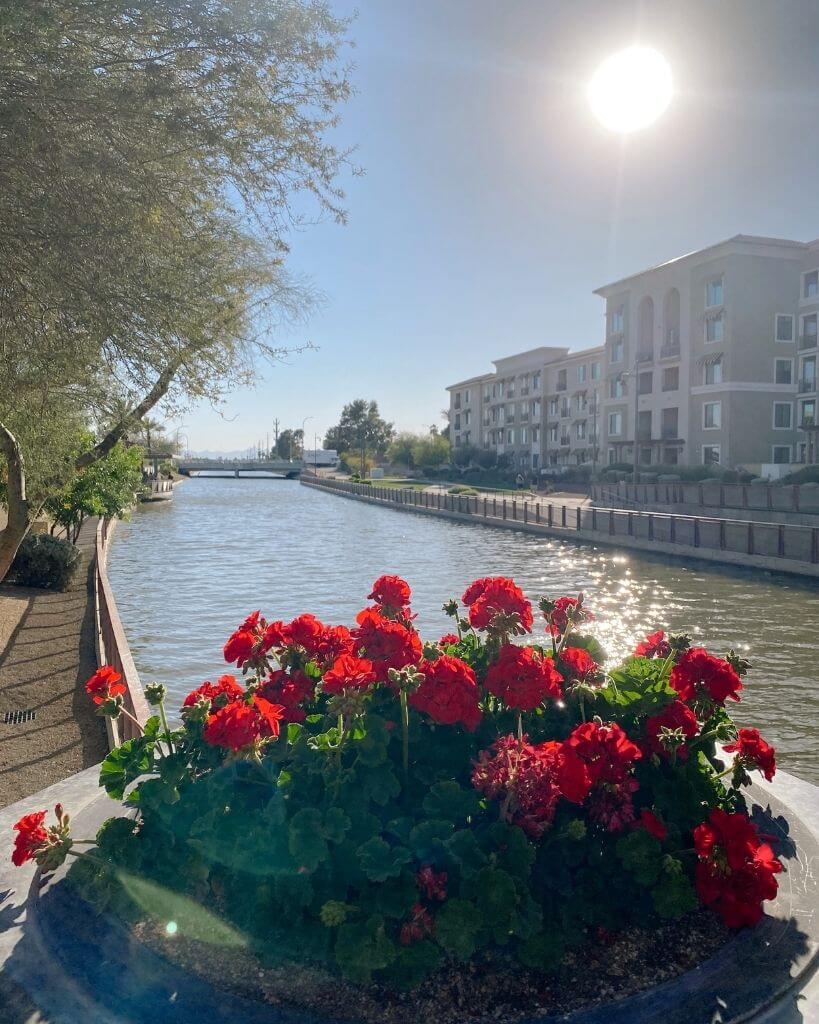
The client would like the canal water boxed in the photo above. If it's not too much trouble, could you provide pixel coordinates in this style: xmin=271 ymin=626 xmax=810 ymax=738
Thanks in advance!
xmin=109 ymin=477 xmax=819 ymax=782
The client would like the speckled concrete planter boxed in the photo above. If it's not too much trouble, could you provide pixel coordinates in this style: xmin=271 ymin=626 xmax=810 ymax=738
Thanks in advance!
xmin=1 ymin=765 xmax=818 ymax=1024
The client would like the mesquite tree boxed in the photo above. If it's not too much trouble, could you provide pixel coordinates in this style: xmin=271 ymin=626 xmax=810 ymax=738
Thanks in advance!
xmin=0 ymin=0 xmax=353 ymax=578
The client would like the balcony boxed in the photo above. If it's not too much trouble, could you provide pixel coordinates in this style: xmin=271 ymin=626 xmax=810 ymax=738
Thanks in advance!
xmin=636 ymin=349 xmax=654 ymax=363
xmin=799 ymin=334 xmax=818 ymax=350
xmin=520 ymin=410 xmax=529 ymax=420
xmin=660 ymin=341 xmax=680 ymax=359
xmin=800 ymin=417 xmax=816 ymax=430
xmin=556 ymin=381 xmax=567 ymax=392
xmin=799 ymin=378 xmax=817 ymax=394
xmin=520 ymin=387 xmax=529 ymax=396
xmin=661 ymin=427 xmax=680 ymax=440
xmin=560 ymin=435 xmax=571 ymax=446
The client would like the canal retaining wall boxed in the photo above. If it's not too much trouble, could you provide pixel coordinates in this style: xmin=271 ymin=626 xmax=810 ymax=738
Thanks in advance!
xmin=591 ymin=480 xmax=819 ymax=518
xmin=301 ymin=477 xmax=819 ymax=579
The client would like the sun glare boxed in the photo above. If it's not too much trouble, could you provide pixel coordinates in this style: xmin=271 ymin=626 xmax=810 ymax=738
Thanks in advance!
xmin=588 ymin=46 xmax=673 ymax=134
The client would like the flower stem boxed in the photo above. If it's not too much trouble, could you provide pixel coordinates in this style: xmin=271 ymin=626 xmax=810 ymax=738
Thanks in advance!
xmin=117 ymin=705 xmax=145 ymax=736
xmin=400 ymin=690 xmax=409 ymax=780
xmin=158 ymin=700 xmax=175 ymax=756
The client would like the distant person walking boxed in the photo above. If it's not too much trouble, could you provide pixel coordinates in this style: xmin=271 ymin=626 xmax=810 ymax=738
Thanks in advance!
xmin=515 ymin=473 xmax=524 ymax=490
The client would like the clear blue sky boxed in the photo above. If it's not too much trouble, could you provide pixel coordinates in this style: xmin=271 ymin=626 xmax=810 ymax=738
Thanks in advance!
xmin=180 ymin=0 xmax=819 ymax=454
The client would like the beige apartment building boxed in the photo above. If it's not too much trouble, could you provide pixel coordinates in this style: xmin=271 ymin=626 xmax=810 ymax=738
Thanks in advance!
xmin=447 ymin=234 xmax=819 ymax=475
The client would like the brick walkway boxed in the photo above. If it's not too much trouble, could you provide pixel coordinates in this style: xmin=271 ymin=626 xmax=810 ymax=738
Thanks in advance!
xmin=0 ymin=520 xmax=107 ymax=808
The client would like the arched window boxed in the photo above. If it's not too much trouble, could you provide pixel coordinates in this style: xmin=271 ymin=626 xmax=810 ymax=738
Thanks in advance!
xmin=663 ymin=288 xmax=680 ymax=354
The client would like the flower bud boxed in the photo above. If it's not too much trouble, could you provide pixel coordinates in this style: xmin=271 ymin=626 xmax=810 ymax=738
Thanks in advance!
xmin=145 ymin=682 xmax=167 ymax=706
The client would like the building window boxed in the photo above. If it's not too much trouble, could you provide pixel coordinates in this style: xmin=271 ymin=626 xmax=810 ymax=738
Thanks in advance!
xmin=549 ymin=423 xmax=559 ymax=442
xmin=804 ymin=270 xmax=819 ymax=299
xmin=507 ymin=429 xmax=514 ymax=444
xmin=548 ymin=397 xmax=559 ymax=416
xmin=801 ymin=399 xmax=816 ymax=427
xmin=611 ymin=338 xmax=624 ymax=362
xmin=703 ymin=401 xmax=721 ymax=429
xmin=801 ymin=313 xmax=818 ymax=344
xmin=663 ymin=447 xmax=679 ymax=465
xmin=703 ymin=444 xmax=721 ymax=465
xmin=610 ymin=306 xmax=624 ymax=333
xmin=706 ymin=278 xmax=724 ymax=308
xmin=578 ymin=364 xmax=587 ymax=383
xmin=532 ymin=371 xmax=541 ymax=390
xmin=591 ymin=361 xmax=601 ymax=380
xmin=706 ymin=314 xmax=724 ymax=343
xmin=609 ymin=376 xmax=625 ymax=399
xmin=464 ymin=389 xmax=471 ymax=404
xmin=776 ymin=314 xmax=794 ymax=343
xmin=704 ymin=357 xmax=723 ymax=385
xmin=637 ymin=371 xmax=653 ymax=395
xmin=575 ymin=422 xmax=586 ymax=440
xmin=774 ymin=358 xmax=793 ymax=385
xmin=532 ymin=426 xmax=540 ymax=443
xmin=454 ymin=414 xmax=461 ymax=429
xmin=561 ymin=400 xmax=570 ymax=418
xmin=608 ymin=412 xmax=623 ymax=436
xmin=773 ymin=402 xmax=793 ymax=429
xmin=772 ymin=445 xmax=792 ymax=464
xmin=661 ymin=407 xmax=679 ymax=439
xmin=662 ymin=366 xmax=679 ymax=391
xmin=520 ymin=427 xmax=528 ymax=444
xmin=802 ymin=356 xmax=817 ymax=390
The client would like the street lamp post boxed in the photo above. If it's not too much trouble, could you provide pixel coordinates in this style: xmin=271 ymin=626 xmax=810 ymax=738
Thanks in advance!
xmin=301 ymin=416 xmax=313 ymax=463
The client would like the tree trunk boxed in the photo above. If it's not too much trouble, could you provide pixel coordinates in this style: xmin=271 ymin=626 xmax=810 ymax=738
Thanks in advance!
xmin=0 ymin=420 xmax=32 ymax=582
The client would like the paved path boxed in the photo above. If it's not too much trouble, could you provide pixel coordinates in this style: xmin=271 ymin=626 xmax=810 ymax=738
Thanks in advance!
xmin=0 ymin=521 xmax=107 ymax=809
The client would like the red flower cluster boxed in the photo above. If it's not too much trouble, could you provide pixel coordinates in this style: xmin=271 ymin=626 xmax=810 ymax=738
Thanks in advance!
xmin=353 ymin=608 xmax=422 ymax=681
xmin=265 ymin=616 xmax=354 ymax=670
xmin=634 ymin=630 xmax=671 ymax=659
xmin=321 ymin=654 xmax=376 ymax=696
xmin=462 ymin=577 xmax=534 ymax=633
xmin=694 ymin=808 xmax=782 ymax=928
xmin=368 ymin=574 xmax=411 ymax=611
xmin=203 ymin=694 xmax=284 ymax=751
xmin=409 ymin=655 xmax=482 ymax=731
xmin=472 ymin=735 xmax=590 ymax=837
xmin=638 ymin=809 xmax=668 ymax=841
xmin=183 ymin=674 xmax=244 ymax=710
xmin=258 ymin=669 xmax=315 ymax=722
xmin=11 ymin=811 xmax=49 ymax=866
xmin=400 ymin=903 xmax=435 ymax=945
xmin=484 ymin=644 xmax=563 ymax=711
xmin=438 ymin=633 xmax=459 ymax=647
xmin=223 ymin=611 xmax=263 ymax=666
xmin=544 ymin=596 xmax=593 ymax=637
xmin=85 ymin=665 xmax=126 ymax=705
xmin=724 ymin=728 xmax=777 ymax=782
xmin=670 ymin=648 xmax=743 ymax=705
xmin=644 ymin=700 xmax=699 ymax=761
xmin=558 ymin=646 xmax=598 ymax=682
xmin=417 ymin=866 xmax=447 ymax=902
xmin=565 ymin=721 xmax=642 ymax=785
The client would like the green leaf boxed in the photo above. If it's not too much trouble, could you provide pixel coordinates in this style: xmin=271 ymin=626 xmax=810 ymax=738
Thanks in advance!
xmin=355 ymin=714 xmax=392 ymax=767
xmin=99 ymin=735 xmax=156 ymax=800
xmin=444 ymin=829 xmax=486 ymax=878
xmin=518 ymin=931 xmax=565 ymax=973
xmin=422 ymin=781 xmax=481 ymax=822
xmin=359 ymin=766 xmax=401 ymax=807
xmin=489 ymin=821 xmax=535 ymax=878
xmin=357 ymin=837 xmax=412 ymax=882
xmin=381 ymin=940 xmax=441 ymax=989
xmin=288 ymin=808 xmax=328 ymax=872
xmin=435 ymin=898 xmax=483 ymax=960
xmin=467 ymin=867 xmax=518 ymax=943
xmin=323 ymin=807 xmax=351 ymax=844
xmin=408 ymin=819 xmax=453 ymax=860
xmin=335 ymin=915 xmax=395 ymax=984
xmin=652 ymin=873 xmax=697 ymax=919
xmin=369 ymin=872 xmax=418 ymax=919
xmin=615 ymin=829 xmax=662 ymax=886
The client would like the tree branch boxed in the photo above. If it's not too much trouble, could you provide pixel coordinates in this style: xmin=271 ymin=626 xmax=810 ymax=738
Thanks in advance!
xmin=0 ymin=419 xmax=29 ymax=523
xmin=75 ymin=353 xmax=185 ymax=470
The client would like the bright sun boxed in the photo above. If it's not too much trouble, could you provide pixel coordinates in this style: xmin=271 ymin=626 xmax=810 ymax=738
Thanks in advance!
xmin=587 ymin=46 xmax=673 ymax=134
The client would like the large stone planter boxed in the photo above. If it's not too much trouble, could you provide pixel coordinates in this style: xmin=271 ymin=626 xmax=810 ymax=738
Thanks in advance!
xmin=1 ymin=766 xmax=818 ymax=1024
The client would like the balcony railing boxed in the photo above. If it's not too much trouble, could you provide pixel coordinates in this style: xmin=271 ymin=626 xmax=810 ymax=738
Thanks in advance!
xmin=660 ymin=342 xmax=680 ymax=358
xmin=556 ymin=381 xmax=567 ymax=391
xmin=520 ymin=387 xmax=529 ymax=396
xmin=636 ymin=349 xmax=654 ymax=363
xmin=799 ymin=333 xmax=818 ymax=350
xmin=661 ymin=427 xmax=680 ymax=439
xmin=799 ymin=378 xmax=817 ymax=394
xmin=636 ymin=430 xmax=653 ymax=442
xmin=799 ymin=417 xmax=816 ymax=430
xmin=560 ymin=436 xmax=571 ymax=446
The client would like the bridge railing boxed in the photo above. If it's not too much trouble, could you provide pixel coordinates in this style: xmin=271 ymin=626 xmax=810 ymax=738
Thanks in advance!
xmin=93 ymin=519 xmax=150 ymax=747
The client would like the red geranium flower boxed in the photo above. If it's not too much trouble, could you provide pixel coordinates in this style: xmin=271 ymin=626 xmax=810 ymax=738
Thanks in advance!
xmin=670 ymin=648 xmax=742 ymax=705
xmin=400 ymin=903 xmax=435 ymax=945
xmin=724 ymin=728 xmax=776 ymax=782
xmin=644 ymin=700 xmax=699 ymax=760
xmin=637 ymin=809 xmax=668 ymax=841
xmin=353 ymin=607 xmax=422 ymax=681
xmin=565 ymin=721 xmax=642 ymax=785
xmin=287 ymin=613 xmax=326 ymax=651
xmin=85 ymin=665 xmax=126 ymax=705
xmin=558 ymin=646 xmax=598 ymax=681
xmin=258 ymin=669 xmax=315 ymax=722
xmin=322 ymin=654 xmax=377 ymax=695
xmin=11 ymin=811 xmax=48 ymax=867
xmin=693 ymin=808 xmax=782 ymax=928
xmin=635 ymin=630 xmax=671 ymax=658
xmin=462 ymin=577 xmax=534 ymax=633
xmin=183 ymin=674 xmax=244 ymax=709
xmin=410 ymin=655 xmax=482 ymax=731
xmin=544 ymin=596 xmax=594 ymax=637
xmin=417 ymin=866 xmax=447 ymax=902
xmin=439 ymin=633 xmax=459 ymax=647
xmin=223 ymin=628 xmax=259 ymax=667
xmin=484 ymin=644 xmax=563 ymax=711
xmin=368 ymin=575 xmax=412 ymax=610
xmin=203 ymin=694 xmax=284 ymax=751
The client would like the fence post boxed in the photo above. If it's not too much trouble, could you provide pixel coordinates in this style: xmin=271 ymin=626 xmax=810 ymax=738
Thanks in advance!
xmin=483 ymin=497 xmax=487 ymax=518
xmin=778 ymin=525 xmax=785 ymax=558
xmin=512 ymin=499 xmax=517 ymax=520
xmin=576 ymin=507 xmax=581 ymax=530
xmin=648 ymin=514 xmax=654 ymax=541
xmin=548 ymin=504 xmax=553 ymax=526
xmin=719 ymin=521 xmax=726 ymax=549
xmin=536 ymin=504 xmax=540 ymax=524
xmin=592 ymin=507 xmax=597 ymax=531
xmin=747 ymin=522 xmax=754 ymax=555
xmin=628 ymin=511 xmax=633 ymax=536
xmin=694 ymin=518 xmax=700 ymax=547
xmin=609 ymin=510 xmax=615 ymax=535
xmin=795 ymin=484 xmax=801 ymax=512
xmin=523 ymin=502 xmax=528 ymax=524
xmin=812 ymin=528 xmax=819 ymax=564
xmin=502 ymin=499 xmax=507 ymax=520
xmin=493 ymin=497 xmax=497 ymax=516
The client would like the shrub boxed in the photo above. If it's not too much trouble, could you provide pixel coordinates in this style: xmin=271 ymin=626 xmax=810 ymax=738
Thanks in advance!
xmin=18 ymin=579 xmax=785 ymax=995
xmin=782 ymin=465 xmax=819 ymax=484
xmin=11 ymin=533 xmax=82 ymax=590
xmin=447 ymin=485 xmax=478 ymax=495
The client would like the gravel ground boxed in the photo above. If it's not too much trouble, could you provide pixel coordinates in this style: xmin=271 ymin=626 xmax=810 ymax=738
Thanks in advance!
xmin=136 ymin=909 xmax=729 ymax=1024
xmin=0 ymin=520 xmax=108 ymax=808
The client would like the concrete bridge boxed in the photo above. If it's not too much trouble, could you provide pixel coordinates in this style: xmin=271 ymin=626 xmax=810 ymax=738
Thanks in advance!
xmin=176 ymin=458 xmax=304 ymax=478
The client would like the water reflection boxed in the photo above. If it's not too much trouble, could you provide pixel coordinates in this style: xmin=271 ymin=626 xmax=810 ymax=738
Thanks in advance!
xmin=108 ymin=478 xmax=819 ymax=782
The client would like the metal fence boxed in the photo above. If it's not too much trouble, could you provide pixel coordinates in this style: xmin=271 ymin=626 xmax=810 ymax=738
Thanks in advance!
xmin=94 ymin=519 xmax=150 ymax=745
xmin=590 ymin=480 xmax=819 ymax=515
xmin=304 ymin=477 xmax=819 ymax=568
